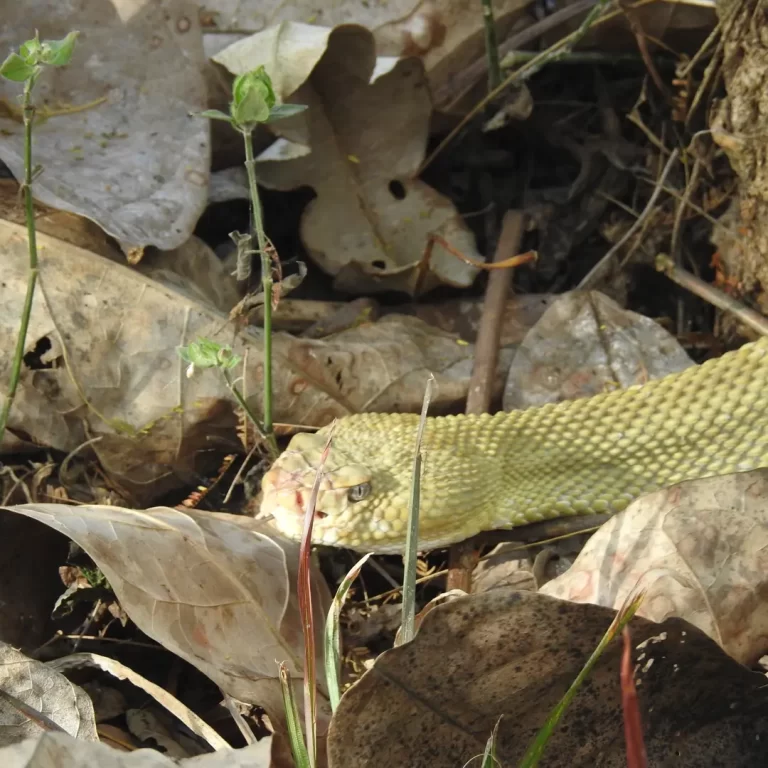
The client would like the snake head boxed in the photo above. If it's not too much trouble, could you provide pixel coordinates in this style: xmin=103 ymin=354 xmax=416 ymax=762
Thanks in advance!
xmin=260 ymin=431 xmax=376 ymax=548
xmin=260 ymin=415 xmax=495 ymax=553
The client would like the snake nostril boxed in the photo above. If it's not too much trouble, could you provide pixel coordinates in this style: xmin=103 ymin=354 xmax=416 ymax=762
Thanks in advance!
xmin=315 ymin=510 xmax=327 ymax=519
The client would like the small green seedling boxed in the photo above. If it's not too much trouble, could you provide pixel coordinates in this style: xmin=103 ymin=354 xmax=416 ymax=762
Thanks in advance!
xmin=178 ymin=337 xmax=241 ymax=377
xmin=0 ymin=30 xmax=79 ymax=83
xmin=0 ymin=30 xmax=79 ymax=445
xmin=198 ymin=65 xmax=307 ymax=130
xmin=177 ymin=336 xmax=275 ymax=454
xmin=190 ymin=66 xmax=306 ymax=460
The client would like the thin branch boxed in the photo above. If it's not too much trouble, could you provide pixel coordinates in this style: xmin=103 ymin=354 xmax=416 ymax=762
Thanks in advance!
xmin=670 ymin=155 xmax=702 ymax=260
xmin=578 ymin=149 xmax=679 ymax=288
xmin=420 ymin=0 xmax=638 ymax=173
xmin=655 ymin=254 xmax=768 ymax=337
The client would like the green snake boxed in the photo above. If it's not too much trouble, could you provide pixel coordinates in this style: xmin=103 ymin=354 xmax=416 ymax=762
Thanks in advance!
xmin=260 ymin=335 xmax=768 ymax=553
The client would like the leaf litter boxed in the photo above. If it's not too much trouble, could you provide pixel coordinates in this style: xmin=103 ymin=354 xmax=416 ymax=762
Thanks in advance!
xmin=1 ymin=0 xmax=768 ymax=765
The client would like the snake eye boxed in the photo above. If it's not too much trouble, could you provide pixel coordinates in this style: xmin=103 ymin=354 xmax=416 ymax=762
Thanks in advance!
xmin=347 ymin=482 xmax=371 ymax=503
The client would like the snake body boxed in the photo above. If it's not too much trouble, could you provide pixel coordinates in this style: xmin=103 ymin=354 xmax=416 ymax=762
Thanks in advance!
xmin=261 ymin=335 xmax=768 ymax=553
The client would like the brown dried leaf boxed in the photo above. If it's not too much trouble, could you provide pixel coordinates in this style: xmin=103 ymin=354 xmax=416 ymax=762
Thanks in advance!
xmin=134 ymin=236 xmax=241 ymax=313
xmin=49 ymin=653 xmax=228 ymax=751
xmin=3 ymin=503 xmax=331 ymax=728
xmin=203 ymin=0 xmax=537 ymax=114
xmin=262 ymin=294 xmax=557 ymax=344
xmin=0 ymin=643 xmax=97 ymax=746
xmin=503 ymin=290 xmax=693 ymax=410
xmin=0 ymin=731 xmax=271 ymax=766
xmin=0 ymin=220 xmax=506 ymax=502
xmin=328 ymin=589 xmax=768 ymax=767
xmin=0 ymin=0 xmax=208 ymax=251
xmin=541 ymin=469 xmax=768 ymax=666
xmin=244 ymin=25 xmax=482 ymax=295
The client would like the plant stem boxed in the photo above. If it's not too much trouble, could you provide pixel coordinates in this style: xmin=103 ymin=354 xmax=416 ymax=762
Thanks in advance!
xmin=419 ymin=0 xmax=621 ymax=174
xmin=222 ymin=369 xmax=272 ymax=443
xmin=242 ymin=129 xmax=278 ymax=459
xmin=0 ymin=77 xmax=39 ymax=445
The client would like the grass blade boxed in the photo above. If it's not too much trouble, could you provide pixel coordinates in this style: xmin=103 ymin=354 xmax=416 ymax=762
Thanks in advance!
xmin=398 ymin=373 xmax=435 ymax=646
xmin=481 ymin=716 xmax=503 ymax=767
xmin=517 ymin=590 xmax=646 ymax=767
xmin=325 ymin=552 xmax=372 ymax=710
xmin=621 ymin=626 xmax=648 ymax=768
xmin=297 ymin=420 xmax=336 ymax=767
xmin=279 ymin=663 xmax=311 ymax=768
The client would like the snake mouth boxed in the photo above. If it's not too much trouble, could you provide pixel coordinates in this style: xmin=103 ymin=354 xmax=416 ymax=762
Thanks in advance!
xmin=294 ymin=490 xmax=328 ymax=519
xmin=261 ymin=465 xmax=345 ymax=545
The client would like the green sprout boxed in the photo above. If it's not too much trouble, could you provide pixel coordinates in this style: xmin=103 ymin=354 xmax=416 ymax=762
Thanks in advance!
xmin=0 ymin=30 xmax=79 ymax=445
xmin=191 ymin=66 xmax=306 ymax=460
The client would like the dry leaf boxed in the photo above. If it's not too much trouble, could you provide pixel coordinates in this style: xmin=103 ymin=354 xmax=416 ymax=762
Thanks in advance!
xmin=0 ymin=0 xmax=209 ymax=251
xmin=49 ymin=654 xmax=229 ymax=751
xmin=374 ymin=0 xmax=536 ymax=112
xmin=125 ymin=709 xmax=193 ymax=758
xmin=202 ymin=0 xmax=541 ymax=113
xmin=503 ymin=290 xmax=694 ymax=410
xmin=0 ymin=220 xmax=509 ymax=506
xmin=133 ymin=236 xmax=241 ymax=313
xmin=219 ymin=23 xmax=482 ymax=295
xmin=2 ymin=503 xmax=331 ymax=734
xmin=328 ymin=588 xmax=768 ymax=767
xmin=0 ymin=643 xmax=97 ymax=746
xmin=212 ymin=22 xmax=335 ymax=109
xmin=259 ymin=293 xmax=557 ymax=343
xmin=541 ymin=468 xmax=768 ymax=666
xmin=0 ymin=219 xmax=508 ymax=500
xmin=0 ymin=730 xmax=271 ymax=766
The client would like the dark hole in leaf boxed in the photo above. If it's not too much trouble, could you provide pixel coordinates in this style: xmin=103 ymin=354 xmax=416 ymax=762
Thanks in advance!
xmin=388 ymin=180 xmax=406 ymax=200
xmin=24 ymin=335 xmax=53 ymax=370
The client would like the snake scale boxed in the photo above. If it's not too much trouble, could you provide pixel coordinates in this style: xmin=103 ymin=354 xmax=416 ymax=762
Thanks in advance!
xmin=261 ymin=335 xmax=768 ymax=553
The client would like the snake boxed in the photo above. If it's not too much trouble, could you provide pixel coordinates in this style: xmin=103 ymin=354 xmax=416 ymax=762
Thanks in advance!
xmin=260 ymin=335 xmax=768 ymax=553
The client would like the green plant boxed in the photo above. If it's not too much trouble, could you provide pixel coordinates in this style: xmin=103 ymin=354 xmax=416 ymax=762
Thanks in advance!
xmin=518 ymin=591 xmax=646 ymax=767
xmin=279 ymin=663 xmax=311 ymax=768
xmin=398 ymin=374 xmax=435 ymax=646
xmin=192 ymin=66 xmax=307 ymax=460
xmin=177 ymin=337 xmax=277 ymax=448
xmin=325 ymin=553 xmax=372 ymax=711
xmin=0 ymin=30 xmax=79 ymax=445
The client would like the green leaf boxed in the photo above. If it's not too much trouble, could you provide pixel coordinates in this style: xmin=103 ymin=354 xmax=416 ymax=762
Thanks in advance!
xmin=266 ymin=103 xmax=308 ymax=123
xmin=178 ymin=338 xmax=222 ymax=369
xmin=216 ymin=345 xmax=240 ymax=370
xmin=177 ymin=338 xmax=241 ymax=371
xmin=279 ymin=664 xmax=311 ymax=768
xmin=231 ymin=66 xmax=276 ymax=127
xmin=0 ymin=52 xmax=36 ymax=82
xmin=19 ymin=33 xmax=42 ymax=63
xmin=325 ymin=553 xmax=372 ymax=711
xmin=194 ymin=109 xmax=234 ymax=123
xmin=517 ymin=591 xmax=646 ymax=767
xmin=40 ymin=31 xmax=79 ymax=67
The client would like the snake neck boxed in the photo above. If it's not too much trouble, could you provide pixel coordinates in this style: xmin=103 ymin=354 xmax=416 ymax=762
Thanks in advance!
xmin=316 ymin=335 xmax=768 ymax=551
